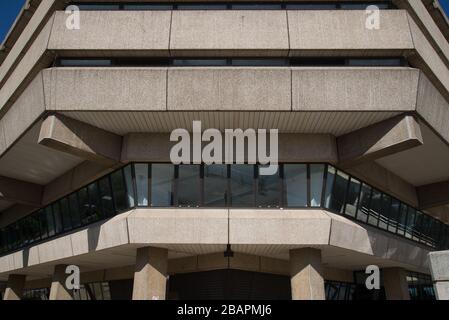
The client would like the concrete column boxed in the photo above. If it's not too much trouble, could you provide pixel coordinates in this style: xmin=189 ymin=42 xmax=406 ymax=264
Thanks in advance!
xmin=383 ymin=267 xmax=410 ymax=300
xmin=49 ymin=265 xmax=73 ymax=300
xmin=132 ymin=247 xmax=168 ymax=300
xmin=3 ymin=274 xmax=26 ymax=300
xmin=429 ymin=250 xmax=449 ymax=300
xmin=289 ymin=248 xmax=325 ymax=300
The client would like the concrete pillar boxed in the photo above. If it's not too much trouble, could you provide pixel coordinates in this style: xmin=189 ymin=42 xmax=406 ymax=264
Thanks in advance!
xmin=289 ymin=248 xmax=325 ymax=300
xmin=49 ymin=265 xmax=73 ymax=300
xmin=429 ymin=250 xmax=449 ymax=300
xmin=383 ymin=268 xmax=410 ymax=300
xmin=3 ymin=274 xmax=26 ymax=300
xmin=132 ymin=247 xmax=168 ymax=300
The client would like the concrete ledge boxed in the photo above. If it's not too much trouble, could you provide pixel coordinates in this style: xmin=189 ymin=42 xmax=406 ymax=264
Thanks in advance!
xmin=0 ymin=208 xmax=432 ymax=278
xmin=429 ymin=250 xmax=449 ymax=282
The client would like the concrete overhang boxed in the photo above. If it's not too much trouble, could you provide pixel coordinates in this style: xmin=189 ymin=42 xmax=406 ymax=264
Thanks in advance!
xmin=0 ymin=208 xmax=431 ymax=281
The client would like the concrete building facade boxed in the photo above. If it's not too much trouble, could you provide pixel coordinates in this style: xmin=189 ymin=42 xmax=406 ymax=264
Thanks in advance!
xmin=0 ymin=0 xmax=448 ymax=300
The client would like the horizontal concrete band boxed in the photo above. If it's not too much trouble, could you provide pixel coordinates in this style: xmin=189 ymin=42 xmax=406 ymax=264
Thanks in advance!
xmin=3 ymin=66 xmax=446 ymax=160
xmin=0 ymin=208 xmax=430 ymax=277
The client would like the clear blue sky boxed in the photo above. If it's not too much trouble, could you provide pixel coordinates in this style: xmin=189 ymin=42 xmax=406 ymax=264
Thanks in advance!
xmin=0 ymin=0 xmax=449 ymax=43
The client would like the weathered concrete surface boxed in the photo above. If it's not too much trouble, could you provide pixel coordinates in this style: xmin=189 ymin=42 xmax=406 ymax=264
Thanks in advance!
xmin=337 ymin=115 xmax=423 ymax=167
xmin=133 ymin=247 xmax=168 ymax=300
xmin=0 ymin=175 xmax=42 ymax=206
xmin=291 ymin=68 xmax=419 ymax=111
xmin=39 ymin=114 xmax=123 ymax=166
xmin=288 ymin=10 xmax=414 ymax=55
xmin=429 ymin=250 xmax=449 ymax=300
xmin=167 ymin=68 xmax=291 ymax=111
xmin=417 ymin=180 xmax=449 ymax=209
xmin=49 ymin=11 xmax=171 ymax=56
xmin=49 ymin=264 xmax=73 ymax=300
xmin=170 ymin=10 xmax=289 ymax=56
xmin=290 ymin=248 xmax=325 ymax=300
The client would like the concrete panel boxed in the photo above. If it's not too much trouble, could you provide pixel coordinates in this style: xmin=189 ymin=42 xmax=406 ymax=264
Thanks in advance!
xmin=0 ymin=15 xmax=54 ymax=115
xmin=337 ymin=115 xmax=423 ymax=167
xmin=42 ymin=67 xmax=167 ymax=111
xmin=0 ymin=0 xmax=56 ymax=86
xmin=0 ymin=175 xmax=43 ymax=206
xmin=37 ymin=234 xmax=74 ymax=264
xmin=170 ymin=10 xmax=289 ymax=56
xmin=416 ymin=72 xmax=449 ymax=144
xmin=429 ymin=250 xmax=449 ymax=282
xmin=260 ymin=256 xmax=289 ymax=276
xmin=49 ymin=11 xmax=171 ymax=56
xmin=434 ymin=282 xmax=449 ymax=300
xmin=229 ymin=209 xmax=331 ymax=245
xmin=417 ymin=180 xmax=449 ymax=209
xmin=292 ymin=68 xmax=419 ymax=111
xmin=0 ymin=72 xmax=45 ymax=156
xmin=127 ymin=209 xmax=229 ymax=245
xmin=70 ymin=214 xmax=131 ymax=256
xmin=168 ymin=68 xmax=291 ymax=111
xmin=12 ymin=247 xmax=40 ymax=270
xmin=408 ymin=16 xmax=449 ymax=95
xmin=383 ymin=267 xmax=410 ymax=300
xmin=39 ymin=114 xmax=123 ymax=165
xmin=288 ymin=10 xmax=414 ymax=55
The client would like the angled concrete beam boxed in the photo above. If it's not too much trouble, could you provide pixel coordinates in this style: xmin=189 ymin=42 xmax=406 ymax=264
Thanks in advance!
xmin=418 ymin=180 xmax=449 ymax=209
xmin=337 ymin=115 xmax=423 ymax=168
xmin=38 ymin=114 xmax=123 ymax=166
xmin=0 ymin=176 xmax=42 ymax=207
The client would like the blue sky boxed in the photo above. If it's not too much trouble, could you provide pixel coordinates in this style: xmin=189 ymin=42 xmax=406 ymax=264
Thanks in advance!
xmin=0 ymin=0 xmax=449 ymax=43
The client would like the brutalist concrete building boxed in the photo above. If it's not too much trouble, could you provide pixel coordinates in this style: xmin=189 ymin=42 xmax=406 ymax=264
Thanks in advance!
xmin=0 ymin=0 xmax=448 ymax=300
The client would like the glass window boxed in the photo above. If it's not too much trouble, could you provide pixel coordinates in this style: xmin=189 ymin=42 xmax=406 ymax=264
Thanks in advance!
xmin=356 ymin=183 xmax=371 ymax=223
xmin=231 ymin=4 xmax=282 ymax=9
xmin=177 ymin=4 xmax=227 ymax=10
xmin=44 ymin=207 xmax=56 ymax=237
xmin=284 ymin=164 xmax=307 ymax=207
xmin=69 ymin=193 xmax=81 ymax=228
xmin=324 ymin=166 xmax=336 ymax=208
xmin=286 ymin=4 xmax=337 ymax=10
xmin=367 ymin=189 xmax=382 ymax=226
xmin=30 ymin=214 xmax=41 ymax=242
xmin=60 ymin=197 xmax=72 ymax=232
xmin=329 ymin=170 xmax=349 ymax=214
xmin=172 ymin=59 xmax=228 ymax=67
xmin=405 ymin=207 xmax=416 ymax=239
xmin=98 ymin=177 xmax=115 ymax=217
xmin=124 ymin=165 xmax=135 ymax=208
xmin=310 ymin=164 xmax=325 ymax=207
xmin=123 ymin=4 xmax=173 ymax=10
xmin=397 ymin=204 xmax=408 ymax=236
xmin=344 ymin=177 xmax=361 ymax=218
xmin=230 ymin=165 xmax=255 ymax=207
xmin=52 ymin=203 xmax=63 ymax=234
xmin=231 ymin=59 xmax=288 ymax=66
xmin=88 ymin=182 xmax=103 ymax=222
xmin=257 ymin=166 xmax=281 ymax=208
xmin=58 ymin=59 xmax=112 ymax=67
xmin=111 ymin=169 xmax=130 ymax=212
xmin=177 ymin=165 xmax=201 ymax=207
xmin=378 ymin=194 xmax=391 ymax=230
xmin=387 ymin=199 xmax=400 ymax=233
xmin=77 ymin=187 xmax=90 ymax=225
xmin=135 ymin=164 xmax=149 ymax=206
xmin=75 ymin=4 xmax=121 ymax=10
xmin=151 ymin=164 xmax=174 ymax=207
xmin=204 ymin=165 xmax=228 ymax=207
xmin=38 ymin=210 xmax=49 ymax=240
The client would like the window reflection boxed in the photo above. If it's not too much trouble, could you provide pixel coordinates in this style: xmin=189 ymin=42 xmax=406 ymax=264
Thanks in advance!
xmin=230 ymin=165 xmax=255 ymax=207
xmin=135 ymin=164 xmax=149 ymax=206
xmin=204 ymin=165 xmax=228 ymax=207
xmin=284 ymin=164 xmax=307 ymax=207
xmin=310 ymin=164 xmax=325 ymax=207
xmin=177 ymin=165 xmax=201 ymax=207
xmin=151 ymin=164 xmax=174 ymax=207
xmin=257 ymin=167 xmax=280 ymax=208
